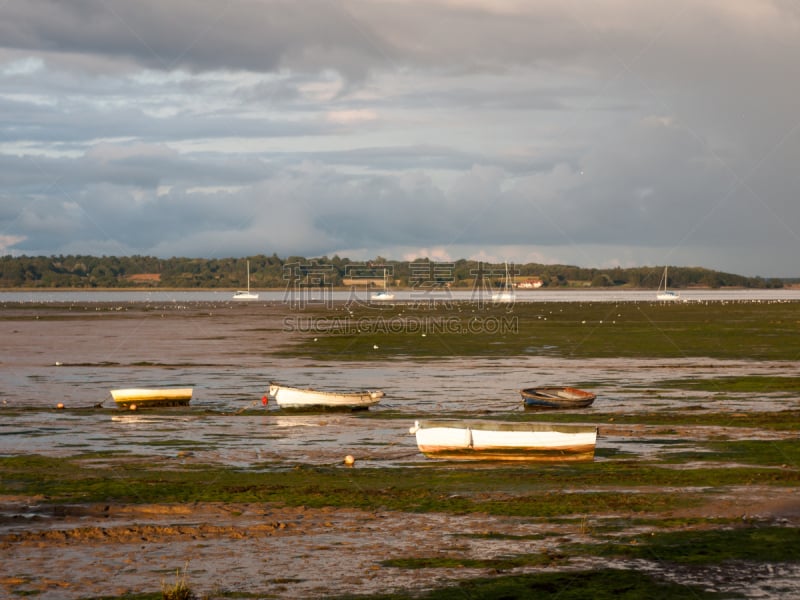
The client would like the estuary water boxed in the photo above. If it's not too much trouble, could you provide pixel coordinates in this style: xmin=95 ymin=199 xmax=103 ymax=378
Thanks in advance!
xmin=2 ymin=287 xmax=800 ymax=304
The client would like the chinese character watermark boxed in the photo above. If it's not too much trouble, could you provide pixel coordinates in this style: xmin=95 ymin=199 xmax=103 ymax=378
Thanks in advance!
xmin=469 ymin=262 xmax=517 ymax=308
xmin=409 ymin=260 xmax=455 ymax=306
xmin=280 ymin=260 xmax=519 ymax=311
xmin=282 ymin=261 xmax=335 ymax=309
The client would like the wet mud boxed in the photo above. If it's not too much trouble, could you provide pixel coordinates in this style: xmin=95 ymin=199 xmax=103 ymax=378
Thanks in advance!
xmin=2 ymin=302 xmax=799 ymax=598
xmin=2 ymin=493 xmax=799 ymax=599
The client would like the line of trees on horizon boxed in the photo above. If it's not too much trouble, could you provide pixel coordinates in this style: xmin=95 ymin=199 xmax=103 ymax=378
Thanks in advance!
xmin=0 ymin=254 xmax=786 ymax=290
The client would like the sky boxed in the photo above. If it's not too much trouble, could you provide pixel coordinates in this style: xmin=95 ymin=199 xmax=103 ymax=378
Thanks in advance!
xmin=1 ymin=1 xmax=799 ymax=277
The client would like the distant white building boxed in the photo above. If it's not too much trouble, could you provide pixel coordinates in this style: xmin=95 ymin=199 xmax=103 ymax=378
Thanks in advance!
xmin=517 ymin=278 xmax=543 ymax=289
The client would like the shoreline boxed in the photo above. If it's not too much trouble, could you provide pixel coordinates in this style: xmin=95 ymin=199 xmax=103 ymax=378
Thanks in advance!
xmin=0 ymin=285 xmax=780 ymax=294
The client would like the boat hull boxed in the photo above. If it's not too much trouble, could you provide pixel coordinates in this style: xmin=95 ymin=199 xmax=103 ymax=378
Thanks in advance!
xmin=491 ymin=292 xmax=515 ymax=303
xmin=233 ymin=291 xmax=259 ymax=300
xmin=410 ymin=419 xmax=597 ymax=462
xmin=110 ymin=388 xmax=193 ymax=408
xmin=520 ymin=387 xmax=596 ymax=409
xmin=268 ymin=383 xmax=384 ymax=410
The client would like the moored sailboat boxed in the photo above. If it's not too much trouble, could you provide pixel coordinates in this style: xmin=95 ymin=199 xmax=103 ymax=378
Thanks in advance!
xmin=371 ymin=269 xmax=395 ymax=301
xmin=656 ymin=266 xmax=680 ymax=301
xmin=491 ymin=262 xmax=515 ymax=303
xmin=233 ymin=260 xmax=259 ymax=300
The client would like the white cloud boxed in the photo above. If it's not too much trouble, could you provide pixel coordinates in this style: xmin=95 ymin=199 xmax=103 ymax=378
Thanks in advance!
xmin=0 ymin=234 xmax=27 ymax=254
xmin=1 ymin=56 xmax=44 ymax=76
xmin=402 ymin=247 xmax=454 ymax=263
xmin=84 ymin=142 xmax=177 ymax=163
xmin=326 ymin=110 xmax=378 ymax=124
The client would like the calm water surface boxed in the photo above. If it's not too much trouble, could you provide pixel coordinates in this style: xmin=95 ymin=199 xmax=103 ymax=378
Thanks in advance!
xmin=3 ymin=288 xmax=800 ymax=303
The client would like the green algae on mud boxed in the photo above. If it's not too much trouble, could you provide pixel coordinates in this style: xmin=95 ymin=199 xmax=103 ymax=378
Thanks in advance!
xmin=2 ymin=453 xmax=797 ymax=514
xmin=326 ymin=568 xmax=741 ymax=600
xmin=380 ymin=553 xmax=553 ymax=570
xmin=80 ymin=568 xmax=741 ymax=600
xmin=663 ymin=439 xmax=800 ymax=466
xmin=277 ymin=300 xmax=800 ymax=360
xmin=576 ymin=525 xmax=800 ymax=564
xmin=655 ymin=375 xmax=800 ymax=393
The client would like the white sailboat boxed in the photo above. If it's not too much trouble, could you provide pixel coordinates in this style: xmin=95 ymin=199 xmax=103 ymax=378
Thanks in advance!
xmin=491 ymin=262 xmax=515 ymax=303
xmin=233 ymin=260 xmax=259 ymax=300
xmin=656 ymin=266 xmax=680 ymax=301
xmin=371 ymin=268 xmax=395 ymax=301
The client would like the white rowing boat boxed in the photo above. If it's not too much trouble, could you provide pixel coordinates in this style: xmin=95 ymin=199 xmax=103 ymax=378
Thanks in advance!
xmin=409 ymin=419 xmax=597 ymax=461
xmin=267 ymin=382 xmax=384 ymax=410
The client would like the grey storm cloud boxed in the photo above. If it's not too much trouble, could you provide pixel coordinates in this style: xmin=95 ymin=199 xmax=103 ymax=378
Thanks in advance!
xmin=1 ymin=1 xmax=799 ymax=276
xmin=0 ymin=0 xmax=395 ymax=79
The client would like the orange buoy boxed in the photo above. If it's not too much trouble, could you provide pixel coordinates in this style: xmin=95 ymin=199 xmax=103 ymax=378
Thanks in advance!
xmin=56 ymin=403 xmax=65 ymax=409
xmin=344 ymin=455 xmax=355 ymax=466
xmin=262 ymin=395 xmax=268 ymax=406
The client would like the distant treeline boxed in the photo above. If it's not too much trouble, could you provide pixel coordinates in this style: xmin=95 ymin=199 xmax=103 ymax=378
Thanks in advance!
xmin=0 ymin=254 xmax=786 ymax=290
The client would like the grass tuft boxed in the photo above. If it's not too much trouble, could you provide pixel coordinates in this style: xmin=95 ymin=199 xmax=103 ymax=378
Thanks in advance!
xmin=161 ymin=564 xmax=197 ymax=600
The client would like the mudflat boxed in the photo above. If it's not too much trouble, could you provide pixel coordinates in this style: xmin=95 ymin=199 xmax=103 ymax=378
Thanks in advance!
xmin=1 ymin=300 xmax=799 ymax=598
xmin=2 ymin=493 xmax=798 ymax=599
